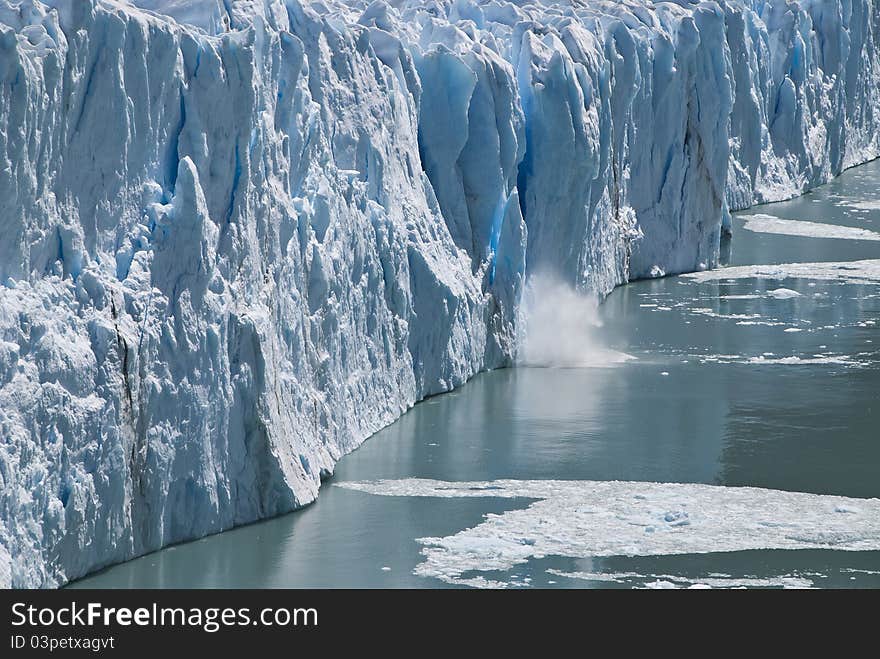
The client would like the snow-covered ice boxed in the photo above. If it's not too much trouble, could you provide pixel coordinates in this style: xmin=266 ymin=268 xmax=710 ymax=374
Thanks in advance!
xmin=741 ymin=214 xmax=880 ymax=241
xmin=684 ymin=260 xmax=880 ymax=285
xmin=547 ymin=568 xmax=816 ymax=589
xmin=695 ymin=352 xmax=866 ymax=367
xmin=766 ymin=288 xmax=803 ymax=299
xmin=2 ymin=0 xmax=880 ymax=586
xmin=719 ymin=287 xmax=801 ymax=300
xmin=337 ymin=478 xmax=880 ymax=588
xmin=846 ymin=200 xmax=880 ymax=211
xmin=744 ymin=354 xmax=859 ymax=365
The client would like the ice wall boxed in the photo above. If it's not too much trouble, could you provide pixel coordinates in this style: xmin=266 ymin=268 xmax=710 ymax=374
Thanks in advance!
xmin=725 ymin=0 xmax=880 ymax=209
xmin=0 ymin=0 xmax=878 ymax=587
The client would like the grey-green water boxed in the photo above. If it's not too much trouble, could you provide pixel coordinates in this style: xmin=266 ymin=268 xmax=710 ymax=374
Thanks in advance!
xmin=72 ymin=161 xmax=880 ymax=589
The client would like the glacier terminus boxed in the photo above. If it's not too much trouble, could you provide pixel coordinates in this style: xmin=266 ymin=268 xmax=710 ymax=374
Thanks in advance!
xmin=1 ymin=0 xmax=880 ymax=588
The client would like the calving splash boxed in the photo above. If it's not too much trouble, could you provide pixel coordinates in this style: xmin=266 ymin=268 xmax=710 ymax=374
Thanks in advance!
xmin=516 ymin=274 xmax=632 ymax=368
xmin=337 ymin=479 xmax=880 ymax=588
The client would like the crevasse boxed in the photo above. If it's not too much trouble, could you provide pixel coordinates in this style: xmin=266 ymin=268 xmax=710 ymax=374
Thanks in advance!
xmin=0 ymin=0 xmax=878 ymax=588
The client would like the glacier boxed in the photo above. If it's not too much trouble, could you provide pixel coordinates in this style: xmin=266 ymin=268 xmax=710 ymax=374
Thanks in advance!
xmin=1 ymin=0 xmax=879 ymax=588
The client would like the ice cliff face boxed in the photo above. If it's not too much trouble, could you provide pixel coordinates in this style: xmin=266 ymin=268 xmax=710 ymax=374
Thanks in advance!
xmin=1 ymin=0 xmax=878 ymax=588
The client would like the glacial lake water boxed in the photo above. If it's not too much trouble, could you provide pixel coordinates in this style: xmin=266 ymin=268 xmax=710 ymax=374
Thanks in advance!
xmin=71 ymin=161 xmax=880 ymax=589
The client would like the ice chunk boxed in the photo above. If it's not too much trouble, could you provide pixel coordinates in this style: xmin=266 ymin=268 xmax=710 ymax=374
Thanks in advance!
xmin=684 ymin=260 xmax=880 ymax=285
xmin=339 ymin=478 xmax=880 ymax=588
xmin=742 ymin=214 xmax=880 ymax=241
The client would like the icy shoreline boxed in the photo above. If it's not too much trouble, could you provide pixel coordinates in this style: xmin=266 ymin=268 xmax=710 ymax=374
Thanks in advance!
xmin=2 ymin=0 xmax=880 ymax=587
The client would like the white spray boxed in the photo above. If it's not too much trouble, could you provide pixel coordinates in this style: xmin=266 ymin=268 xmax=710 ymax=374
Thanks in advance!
xmin=516 ymin=273 xmax=633 ymax=368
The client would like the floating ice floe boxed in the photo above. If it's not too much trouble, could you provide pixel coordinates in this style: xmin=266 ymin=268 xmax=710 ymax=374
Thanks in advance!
xmin=846 ymin=201 xmax=880 ymax=211
xmin=547 ymin=569 xmax=816 ymax=589
xmin=689 ymin=307 xmax=763 ymax=321
xmin=698 ymin=353 xmax=863 ymax=366
xmin=718 ymin=287 xmax=802 ymax=301
xmin=744 ymin=355 xmax=857 ymax=365
xmin=684 ymin=260 xmax=880 ymax=285
xmin=741 ymin=214 xmax=880 ymax=241
xmin=337 ymin=479 xmax=880 ymax=588
xmin=735 ymin=321 xmax=788 ymax=326
xmin=767 ymin=288 xmax=803 ymax=299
